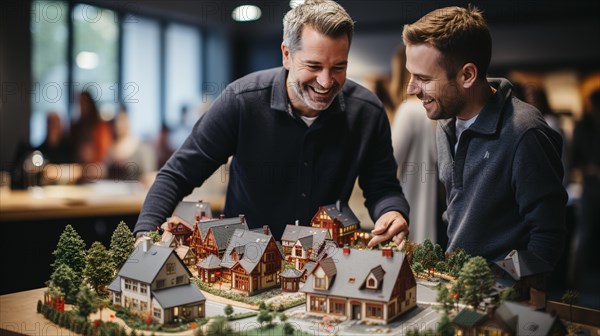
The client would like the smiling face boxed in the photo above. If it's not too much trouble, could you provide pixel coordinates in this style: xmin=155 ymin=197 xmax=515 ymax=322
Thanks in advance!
xmin=405 ymin=43 xmax=467 ymax=120
xmin=282 ymin=25 xmax=349 ymax=117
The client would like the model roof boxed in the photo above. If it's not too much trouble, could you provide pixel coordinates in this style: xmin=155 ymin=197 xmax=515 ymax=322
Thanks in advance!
xmin=300 ymin=247 xmax=409 ymax=302
xmin=172 ymin=200 xmax=212 ymax=226
xmin=198 ymin=217 xmax=248 ymax=240
xmin=495 ymin=301 xmax=560 ymax=335
xmin=494 ymin=250 xmax=552 ymax=281
xmin=153 ymin=283 xmax=205 ymax=309
xmin=280 ymin=268 xmax=303 ymax=278
xmin=281 ymin=225 xmax=329 ymax=242
xmin=321 ymin=202 xmax=359 ymax=228
xmin=196 ymin=254 xmax=222 ymax=269
xmin=209 ymin=222 xmax=249 ymax=251
xmin=452 ymin=309 xmax=486 ymax=327
xmin=117 ymin=241 xmax=191 ymax=284
xmin=175 ymin=245 xmax=192 ymax=260
xmin=220 ymin=229 xmax=281 ymax=274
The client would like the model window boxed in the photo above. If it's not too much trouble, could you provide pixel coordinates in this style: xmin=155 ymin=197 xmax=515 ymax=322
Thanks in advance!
xmin=167 ymin=262 xmax=176 ymax=274
xmin=176 ymin=276 xmax=184 ymax=284
xmin=310 ymin=296 xmax=326 ymax=312
xmin=367 ymin=278 xmax=376 ymax=289
xmin=140 ymin=284 xmax=148 ymax=294
xmin=156 ymin=279 xmax=165 ymax=289
xmin=153 ymin=308 xmax=161 ymax=318
xmin=366 ymin=304 xmax=383 ymax=318
xmin=314 ymin=276 xmax=326 ymax=289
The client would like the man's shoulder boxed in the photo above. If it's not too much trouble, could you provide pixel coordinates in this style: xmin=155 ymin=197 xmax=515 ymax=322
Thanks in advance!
xmin=228 ymin=67 xmax=283 ymax=95
xmin=342 ymin=78 xmax=384 ymax=109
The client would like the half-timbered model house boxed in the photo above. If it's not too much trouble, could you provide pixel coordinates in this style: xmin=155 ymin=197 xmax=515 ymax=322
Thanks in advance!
xmin=281 ymin=223 xmax=331 ymax=270
xmin=189 ymin=215 xmax=249 ymax=260
xmin=219 ymin=227 xmax=284 ymax=296
xmin=165 ymin=200 xmax=212 ymax=246
xmin=310 ymin=201 xmax=359 ymax=247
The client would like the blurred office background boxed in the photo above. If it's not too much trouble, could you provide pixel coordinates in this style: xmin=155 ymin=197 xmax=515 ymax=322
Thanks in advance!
xmin=1 ymin=0 xmax=599 ymax=306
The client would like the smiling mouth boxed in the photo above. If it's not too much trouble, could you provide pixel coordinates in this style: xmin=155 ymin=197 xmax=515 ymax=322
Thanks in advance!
xmin=310 ymin=86 xmax=331 ymax=95
xmin=421 ymin=98 xmax=434 ymax=104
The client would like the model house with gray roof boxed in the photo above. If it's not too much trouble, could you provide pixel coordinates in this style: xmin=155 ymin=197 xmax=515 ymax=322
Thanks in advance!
xmin=452 ymin=301 xmax=565 ymax=335
xmin=108 ymin=237 xmax=205 ymax=324
xmin=166 ymin=200 xmax=212 ymax=246
xmin=310 ymin=201 xmax=359 ymax=247
xmin=281 ymin=223 xmax=331 ymax=270
xmin=219 ymin=228 xmax=284 ymax=295
xmin=189 ymin=215 xmax=249 ymax=260
xmin=300 ymin=246 xmax=416 ymax=324
xmin=493 ymin=249 xmax=552 ymax=309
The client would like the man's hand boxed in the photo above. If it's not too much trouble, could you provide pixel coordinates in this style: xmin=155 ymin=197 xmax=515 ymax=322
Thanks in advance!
xmin=367 ymin=211 xmax=409 ymax=248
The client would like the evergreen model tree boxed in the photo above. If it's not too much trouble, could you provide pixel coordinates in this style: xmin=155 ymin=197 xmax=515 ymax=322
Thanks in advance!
xmin=456 ymin=256 xmax=494 ymax=309
xmin=49 ymin=263 xmax=79 ymax=303
xmin=52 ymin=224 xmax=86 ymax=290
xmin=110 ymin=221 xmax=135 ymax=269
xmin=76 ymin=285 xmax=98 ymax=320
xmin=84 ymin=241 xmax=115 ymax=296
xmin=223 ymin=304 xmax=234 ymax=319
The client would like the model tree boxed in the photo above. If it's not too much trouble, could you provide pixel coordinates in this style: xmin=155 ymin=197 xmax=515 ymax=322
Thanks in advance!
xmin=498 ymin=287 xmax=519 ymax=304
xmin=446 ymin=248 xmax=472 ymax=277
xmin=48 ymin=263 xmax=79 ymax=303
xmin=84 ymin=241 xmax=115 ymax=296
xmin=223 ymin=304 xmax=234 ymax=319
xmin=437 ymin=313 xmax=454 ymax=336
xmin=110 ymin=221 xmax=135 ymax=269
xmin=435 ymin=283 xmax=454 ymax=315
xmin=75 ymin=285 xmax=98 ymax=321
xmin=52 ymin=224 xmax=87 ymax=293
xmin=455 ymin=256 xmax=494 ymax=309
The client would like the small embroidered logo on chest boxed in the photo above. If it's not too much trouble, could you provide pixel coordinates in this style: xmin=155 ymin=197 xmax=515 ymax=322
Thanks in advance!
xmin=483 ymin=151 xmax=490 ymax=159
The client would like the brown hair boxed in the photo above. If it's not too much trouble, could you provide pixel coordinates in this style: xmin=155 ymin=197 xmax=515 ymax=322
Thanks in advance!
xmin=402 ymin=6 xmax=491 ymax=80
xmin=283 ymin=0 xmax=354 ymax=54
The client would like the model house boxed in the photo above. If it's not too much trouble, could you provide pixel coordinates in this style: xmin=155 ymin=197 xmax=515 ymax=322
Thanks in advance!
xmin=281 ymin=223 xmax=330 ymax=270
xmin=108 ymin=237 xmax=206 ymax=324
xmin=452 ymin=301 xmax=566 ymax=335
xmin=219 ymin=227 xmax=284 ymax=295
xmin=300 ymin=246 xmax=416 ymax=324
xmin=189 ymin=215 xmax=249 ymax=260
xmin=493 ymin=250 xmax=552 ymax=309
xmin=165 ymin=200 xmax=212 ymax=245
xmin=310 ymin=201 xmax=359 ymax=247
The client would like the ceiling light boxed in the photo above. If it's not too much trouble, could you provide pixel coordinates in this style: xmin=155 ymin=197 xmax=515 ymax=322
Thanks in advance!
xmin=76 ymin=51 xmax=98 ymax=70
xmin=232 ymin=5 xmax=261 ymax=22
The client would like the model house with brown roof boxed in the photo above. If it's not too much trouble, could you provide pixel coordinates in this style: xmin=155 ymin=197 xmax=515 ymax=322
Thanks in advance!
xmin=166 ymin=200 xmax=212 ymax=245
xmin=219 ymin=228 xmax=284 ymax=295
xmin=310 ymin=201 xmax=359 ymax=247
xmin=108 ymin=237 xmax=206 ymax=324
xmin=300 ymin=246 xmax=416 ymax=324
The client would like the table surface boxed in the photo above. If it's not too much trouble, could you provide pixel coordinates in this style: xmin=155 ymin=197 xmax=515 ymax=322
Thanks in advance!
xmin=0 ymin=182 xmax=225 ymax=222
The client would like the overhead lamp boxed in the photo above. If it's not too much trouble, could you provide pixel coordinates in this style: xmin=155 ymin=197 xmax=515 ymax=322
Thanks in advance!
xmin=232 ymin=5 xmax=261 ymax=22
xmin=76 ymin=51 xmax=98 ymax=70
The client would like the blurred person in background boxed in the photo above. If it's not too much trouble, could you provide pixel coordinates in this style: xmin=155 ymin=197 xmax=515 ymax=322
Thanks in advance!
xmin=71 ymin=91 xmax=112 ymax=167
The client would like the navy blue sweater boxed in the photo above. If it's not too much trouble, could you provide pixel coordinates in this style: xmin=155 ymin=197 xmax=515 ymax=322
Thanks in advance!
xmin=438 ymin=78 xmax=567 ymax=265
xmin=135 ymin=67 xmax=409 ymax=240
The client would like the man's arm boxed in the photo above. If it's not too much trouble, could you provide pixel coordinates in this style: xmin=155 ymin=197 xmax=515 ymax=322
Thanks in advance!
xmin=134 ymin=90 xmax=239 ymax=236
xmin=512 ymin=128 xmax=567 ymax=266
xmin=361 ymin=106 xmax=410 ymax=247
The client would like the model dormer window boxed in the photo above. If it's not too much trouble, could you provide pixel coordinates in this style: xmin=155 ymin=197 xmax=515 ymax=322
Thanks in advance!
xmin=167 ymin=262 xmax=175 ymax=275
xmin=314 ymin=276 xmax=326 ymax=289
xmin=294 ymin=246 xmax=303 ymax=257
xmin=367 ymin=277 xmax=377 ymax=289
xmin=362 ymin=265 xmax=385 ymax=290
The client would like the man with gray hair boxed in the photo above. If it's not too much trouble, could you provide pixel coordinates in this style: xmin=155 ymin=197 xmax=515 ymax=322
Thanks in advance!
xmin=135 ymin=0 xmax=410 ymax=243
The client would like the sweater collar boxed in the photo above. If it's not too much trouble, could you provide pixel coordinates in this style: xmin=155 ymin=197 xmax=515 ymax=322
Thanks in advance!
xmin=270 ymin=67 xmax=346 ymax=115
xmin=439 ymin=78 xmax=513 ymax=136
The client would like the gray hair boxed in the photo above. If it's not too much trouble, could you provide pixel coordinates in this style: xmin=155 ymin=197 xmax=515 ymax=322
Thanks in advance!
xmin=283 ymin=0 xmax=354 ymax=54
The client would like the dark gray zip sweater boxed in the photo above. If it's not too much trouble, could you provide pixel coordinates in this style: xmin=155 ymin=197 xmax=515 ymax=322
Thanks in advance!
xmin=438 ymin=78 xmax=567 ymax=266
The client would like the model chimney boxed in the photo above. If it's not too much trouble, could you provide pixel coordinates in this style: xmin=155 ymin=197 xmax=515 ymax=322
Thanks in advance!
xmin=141 ymin=236 xmax=152 ymax=252
xmin=295 ymin=219 xmax=299 ymax=226
xmin=343 ymin=244 xmax=350 ymax=255
xmin=336 ymin=200 xmax=341 ymax=212
xmin=219 ymin=214 xmax=225 ymax=219
xmin=263 ymin=225 xmax=269 ymax=235
xmin=381 ymin=246 xmax=393 ymax=258
xmin=239 ymin=214 xmax=245 ymax=223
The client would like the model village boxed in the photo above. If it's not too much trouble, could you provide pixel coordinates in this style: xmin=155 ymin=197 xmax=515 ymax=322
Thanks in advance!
xmin=38 ymin=200 xmax=597 ymax=335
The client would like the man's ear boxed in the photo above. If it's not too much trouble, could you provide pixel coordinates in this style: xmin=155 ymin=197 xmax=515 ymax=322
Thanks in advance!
xmin=460 ymin=63 xmax=478 ymax=89
xmin=282 ymin=42 xmax=291 ymax=70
